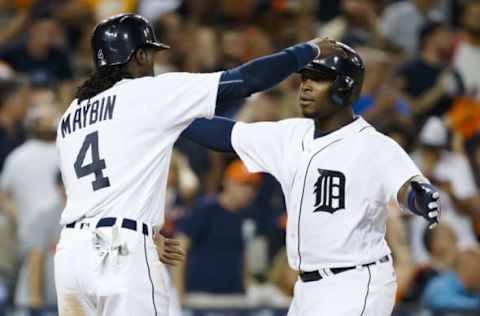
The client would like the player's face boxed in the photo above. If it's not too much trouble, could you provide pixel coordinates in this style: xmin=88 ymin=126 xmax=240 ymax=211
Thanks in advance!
xmin=298 ymin=72 xmax=336 ymax=119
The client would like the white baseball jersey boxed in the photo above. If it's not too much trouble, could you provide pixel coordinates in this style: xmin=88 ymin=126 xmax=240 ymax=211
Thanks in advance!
xmin=56 ymin=72 xmax=221 ymax=226
xmin=232 ymin=117 xmax=421 ymax=271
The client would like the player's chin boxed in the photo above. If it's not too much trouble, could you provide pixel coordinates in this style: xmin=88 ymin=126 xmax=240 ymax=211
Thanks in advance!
xmin=299 ymin=104 xmax=317 ymax=118
xmin=300 ymin=106 xmax=323 ymax=119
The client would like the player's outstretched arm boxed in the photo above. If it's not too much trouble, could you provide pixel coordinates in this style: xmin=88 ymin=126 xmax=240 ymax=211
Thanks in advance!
xmin=215 ymin=38 xmax=345 ymax=106
xmin=397 ymin=176 xmax=440 ymax=229
xmin=181 ymin=116 xmax=236 ymax=153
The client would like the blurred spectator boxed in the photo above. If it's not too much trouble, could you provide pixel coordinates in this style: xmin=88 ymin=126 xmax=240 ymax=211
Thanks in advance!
xmin=162 ymin=149 xmax=200 ymax=237
xmin=381 ymin=0 xmax=444 ymax=54
xmin=413 ymin=117 xmax=479 ymax=216
xmin=138 ymin=0 xmax=183 ymax=21
xmin=467 ymin=135 xmax=480 ymax=188
xmin=410 ymin=117 xmax=479 ymax=263
xmin=236 ymin=90 xmax=285 ymax=123
xmin=0 ymin=102 xmax=60 ymax=314
xmin=397 ymin=21 xmax=459 ymax=127
xmin=246 ymin=248 xmax=295 ymax=307
xmin=0 ymin=0 xmax=30 ymax=48
xmin=352 ymin=47 xmax=411 ymax=127
xmin=18 ymin=172 xmax=64 ymax=314
xmin=0 ymin=78 xmax=29 ymax=171
xmin=386 ymin=204 xmax=416 ymax=304
xmin=380 ymin=119 xmax=413 ymax=151
xmin=319 ymin=0 xmax=386 ymax=48
xmin=423 ymin=248 xmax=480 ymax=310
xmin=1 ymin=102 xmax=60 ymax=256
xmin=424 ymin=223 xmax=458 ymax=271
xmin=404 ymin=223 xmax=459 ymax=304
xmin=172 ymin=160 xmax=261 ymax=307
xmin=83 ymin=0 xmax=136 ymax=21
xmin=453 ymin=0 xmax=480 ymax=101
xmin=0 ymin=193 xmax=16 ymax=316
xmin=0 ymin=18 xmax=73 ymax=84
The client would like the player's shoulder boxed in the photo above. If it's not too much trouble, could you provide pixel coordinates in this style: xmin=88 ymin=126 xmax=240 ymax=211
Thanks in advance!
xmin=114 ymin=72 xmax=221 ymax=94
xmin=366 ymin=128 xmax=406 ymax=152
xmin=353 ymin=118 xmax=401 ymax=146
xmin=269 ymin=117 xmax=313 ymax=131
xmin=133 ymin=71 xmax=221 ymax=84
xmin=237 ymin=117 xmax=312 ymax=138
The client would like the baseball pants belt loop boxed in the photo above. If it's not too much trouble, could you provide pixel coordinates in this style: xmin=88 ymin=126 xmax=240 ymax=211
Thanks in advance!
xmin=299 ymin=254 xmax=390 ymax=282
xmin=65 ymin=217 xmax=150 ymax=236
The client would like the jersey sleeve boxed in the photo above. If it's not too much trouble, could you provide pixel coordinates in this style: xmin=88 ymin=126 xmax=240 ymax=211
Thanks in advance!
xmin=231 ymin=121 xmax=288 ymax=179
xmin=148 ymin=72 xmax=222 ymax=126
xmin=377 ymin=136 xmax=422 ymax=203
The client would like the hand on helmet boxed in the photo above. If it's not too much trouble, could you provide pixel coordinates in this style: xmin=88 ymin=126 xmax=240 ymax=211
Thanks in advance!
xmin=308 ymin=37 xmax=348 ymax=59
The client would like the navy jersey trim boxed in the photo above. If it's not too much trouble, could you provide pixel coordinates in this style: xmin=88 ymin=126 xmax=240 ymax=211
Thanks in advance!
xmin=358 ymin=125 xmax=373 ymax=133
xmin=143 ymin=236 xmax=158 ymax=316
xmin=360 ymin=266 xmax=372 ymax=316
xmin=297 ymin=138 xmax=343 ymax=271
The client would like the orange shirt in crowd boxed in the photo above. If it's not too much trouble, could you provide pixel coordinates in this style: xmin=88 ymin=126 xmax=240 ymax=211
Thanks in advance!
xmin=447 ymin=96 xmax=480 ymax=140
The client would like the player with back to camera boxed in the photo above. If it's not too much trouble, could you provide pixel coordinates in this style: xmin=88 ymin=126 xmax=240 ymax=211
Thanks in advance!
xmin=54 ymin=13 xmax=345 ymax=316
xmin=181 ymin=42 xmax=441 ymax=316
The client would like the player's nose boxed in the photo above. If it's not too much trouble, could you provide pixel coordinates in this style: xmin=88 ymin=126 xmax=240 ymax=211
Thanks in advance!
xmin=301 ymin=80 xmax=313 ymax=92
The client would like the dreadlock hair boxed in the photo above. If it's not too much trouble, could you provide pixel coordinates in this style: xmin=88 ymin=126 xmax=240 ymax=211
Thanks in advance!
xmin=76 ymin=64 xmax=133 ymax=102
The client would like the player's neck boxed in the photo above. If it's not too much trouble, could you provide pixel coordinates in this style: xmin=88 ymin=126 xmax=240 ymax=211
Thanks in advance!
xmin=313 ymin=109 xmax=355 ymax=136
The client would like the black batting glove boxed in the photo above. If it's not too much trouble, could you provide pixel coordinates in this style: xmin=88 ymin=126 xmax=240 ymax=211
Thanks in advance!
xmin=408 ymin=181 xmax=440 ymax=229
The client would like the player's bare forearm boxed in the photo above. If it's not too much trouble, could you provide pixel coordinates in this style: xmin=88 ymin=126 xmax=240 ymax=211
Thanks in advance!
xmin=398 ymin=175 xmax=440 ymax=228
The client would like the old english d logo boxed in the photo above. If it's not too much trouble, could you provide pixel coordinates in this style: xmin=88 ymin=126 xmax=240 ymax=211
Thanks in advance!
xmin=313 ymin=169 xmax=345 ymax=213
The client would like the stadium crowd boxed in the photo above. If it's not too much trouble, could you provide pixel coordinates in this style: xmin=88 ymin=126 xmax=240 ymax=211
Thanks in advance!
xmin=0 ymin=0 xmax=479 ymax=315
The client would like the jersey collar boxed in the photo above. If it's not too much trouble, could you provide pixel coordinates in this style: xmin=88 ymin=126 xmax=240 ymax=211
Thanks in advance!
xmin=304 ymin=116 xmax=372 ymax=149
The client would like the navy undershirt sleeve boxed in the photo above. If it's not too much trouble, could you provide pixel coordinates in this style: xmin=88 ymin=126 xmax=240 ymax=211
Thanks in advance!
xmin=182 ymin=43 xmax=318 ymax=151
xmin=181 ymin=116 xmax=235 ymax=153
xmin=216 ymin=43 xmax=318 ymax=105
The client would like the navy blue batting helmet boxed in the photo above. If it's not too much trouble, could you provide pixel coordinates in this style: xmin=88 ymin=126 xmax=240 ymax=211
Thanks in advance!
xmin=91 ymin=14 xmax=169 ymax=69
xmin=300 ymin=43 xmax=364 ymax=107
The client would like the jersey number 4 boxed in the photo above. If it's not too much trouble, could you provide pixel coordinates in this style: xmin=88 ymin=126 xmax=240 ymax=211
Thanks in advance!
xmin=74 ymin=131 xmax=110 ymax=191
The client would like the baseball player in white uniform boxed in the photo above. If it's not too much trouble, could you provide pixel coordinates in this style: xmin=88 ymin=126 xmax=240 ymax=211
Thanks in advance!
xmin=54 ymin=13 xmax=346 ymax=316
xmin=181 ymin=43 xmax=441 ymax=315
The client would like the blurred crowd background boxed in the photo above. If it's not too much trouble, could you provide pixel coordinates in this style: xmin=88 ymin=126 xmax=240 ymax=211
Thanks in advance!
xmin=0 ymin=0 xmax=479 ymax=315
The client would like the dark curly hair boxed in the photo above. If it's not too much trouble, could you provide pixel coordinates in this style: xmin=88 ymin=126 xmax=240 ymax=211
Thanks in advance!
xmin=76 ymin=65 xmax=133 ymax=102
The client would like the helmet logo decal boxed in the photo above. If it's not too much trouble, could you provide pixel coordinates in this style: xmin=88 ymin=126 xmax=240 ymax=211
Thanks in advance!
xmin=97 ymin=49 xmax=104 ymax=62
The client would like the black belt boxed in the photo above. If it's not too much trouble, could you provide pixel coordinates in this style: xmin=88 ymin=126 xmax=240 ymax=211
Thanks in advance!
xmin=299 ymin=255 xmax=390 ymax=282
xmin=65 ymin=217 xmax=149 ymax=236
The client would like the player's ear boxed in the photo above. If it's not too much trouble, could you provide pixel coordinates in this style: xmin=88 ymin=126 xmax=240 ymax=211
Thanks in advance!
xmin=133 ymin=48 xmax=149 ymax=66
